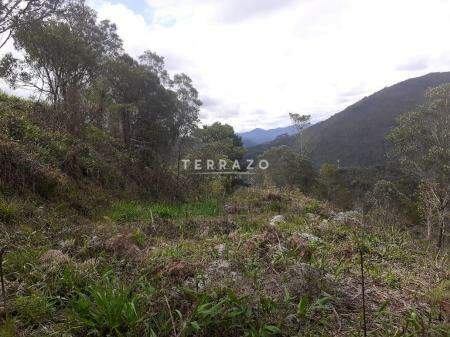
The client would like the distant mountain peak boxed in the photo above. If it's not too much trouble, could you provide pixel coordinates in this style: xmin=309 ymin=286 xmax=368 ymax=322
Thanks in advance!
xmin=239 ymin=125 xmax=298 ymax=147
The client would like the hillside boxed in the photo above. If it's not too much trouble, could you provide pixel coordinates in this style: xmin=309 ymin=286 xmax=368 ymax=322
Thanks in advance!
xmin=0 ymin=94 xmax=177 ymax=218
xmin=239 ymin=125 xmax=297 ymax=147
xmin=247 ymin=72 xmax=450 ymax=167
xmin=1 ymin=94 xmax=448 ymax=337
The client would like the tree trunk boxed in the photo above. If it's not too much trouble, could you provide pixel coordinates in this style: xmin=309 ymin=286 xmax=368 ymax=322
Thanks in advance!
xmin=426 ymin=217 xmax=432 ymax=240
xmin=121 ymin=106 xmax=131 ymax=149
xmin=437 ymin=214 xmax=446 ymax=250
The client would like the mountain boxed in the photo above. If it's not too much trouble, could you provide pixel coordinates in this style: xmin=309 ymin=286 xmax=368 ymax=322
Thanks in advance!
xmin=239 ymin=125 xmax=298 ymax=147
xmin=246 ymin=72 xmax=450 ymax=167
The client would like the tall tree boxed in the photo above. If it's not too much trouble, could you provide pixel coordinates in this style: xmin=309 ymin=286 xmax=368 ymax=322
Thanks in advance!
xmin=387 ymin=84 xmax=449 ymax=249
xmin=289 ymin=113 xmax=311 ymax=156
xmin=194 ymin=122 xmax=245 ymax=162
xmin=171 ymin=73 xmax=201 ymax=181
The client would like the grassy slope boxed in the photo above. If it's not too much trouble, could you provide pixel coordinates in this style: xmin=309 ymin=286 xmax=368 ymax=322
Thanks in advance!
xmin=0 ymin=94 xmax=448 ymax=336
xmin=1 ymin=187 xmax=448 ymax=336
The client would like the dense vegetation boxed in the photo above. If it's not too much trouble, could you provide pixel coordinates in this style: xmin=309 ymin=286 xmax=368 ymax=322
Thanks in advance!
xmin=0 ymin=1 xmax=448 ymax=336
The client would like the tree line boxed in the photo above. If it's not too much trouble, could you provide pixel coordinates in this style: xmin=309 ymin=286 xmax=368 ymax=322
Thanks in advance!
xmin=0 ymin=0 xmax=221 ymax=170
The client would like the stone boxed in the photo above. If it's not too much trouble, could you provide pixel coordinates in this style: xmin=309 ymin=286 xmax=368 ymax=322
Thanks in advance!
xmin=269 ymin=215 xmax=285 ymax=226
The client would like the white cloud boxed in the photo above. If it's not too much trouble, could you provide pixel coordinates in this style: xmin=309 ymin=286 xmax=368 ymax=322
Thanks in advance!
xmin=4 ymin=0 xmax=450 ymax=132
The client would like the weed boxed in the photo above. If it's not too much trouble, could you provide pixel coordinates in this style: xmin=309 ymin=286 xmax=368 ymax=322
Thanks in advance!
xmin=70 ymin=277 xmax=143 ymax=336
xmin=14 ymin=293 xmax=54 ymax=325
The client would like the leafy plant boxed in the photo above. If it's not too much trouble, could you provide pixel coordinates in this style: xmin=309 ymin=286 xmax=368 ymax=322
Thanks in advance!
xmin=70 ymin=278 xmax=144 ymax=336
xmin=174 ymin=289 xmax=281 ymax=337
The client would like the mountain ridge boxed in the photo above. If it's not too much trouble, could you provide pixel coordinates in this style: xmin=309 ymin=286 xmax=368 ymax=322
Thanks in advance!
xmin=239 ymin=124 xmax=298 ymax=147
xmin=246 ymin=72 xmax=450 ymax=167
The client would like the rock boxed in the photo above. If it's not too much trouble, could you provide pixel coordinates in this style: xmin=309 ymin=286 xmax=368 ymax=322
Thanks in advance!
xmin=332 ymin=211 xmax=362 ymax=224
xmin=269 ymin=215 xmax=285 ymax=226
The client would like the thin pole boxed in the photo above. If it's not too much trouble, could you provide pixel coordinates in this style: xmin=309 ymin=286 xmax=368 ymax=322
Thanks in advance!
xmin=0 ymin=247 xmax=6 ymax=315
xmin=359 ymin=248 xmax=367 ymax=337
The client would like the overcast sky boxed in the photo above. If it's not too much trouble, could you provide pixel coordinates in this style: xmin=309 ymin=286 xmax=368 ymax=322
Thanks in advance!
xmin=3 ymin=0 xmax=450 ymax=132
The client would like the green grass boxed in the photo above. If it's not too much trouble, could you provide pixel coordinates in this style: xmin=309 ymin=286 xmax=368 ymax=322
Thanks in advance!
xmin=14 ymin=293 xmax=55 ymax=325
xmin=108 ymin=200 xmax=220 ymax=222
xmin=0 ymin=197 xmax=19 ymax=224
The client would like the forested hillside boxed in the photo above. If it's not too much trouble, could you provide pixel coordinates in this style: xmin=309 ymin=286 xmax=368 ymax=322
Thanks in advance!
xmin=247 ymin=72 xmax=450 ymax=167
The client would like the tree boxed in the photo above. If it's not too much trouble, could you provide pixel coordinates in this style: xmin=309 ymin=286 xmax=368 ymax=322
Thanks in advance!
xmin=171 ymin=73 xmax=201 ymax=181
xmin=139 ymin=50 xmax=170 ymax=87
xmin=103 ymin=52 xmax=200 ymax=168
xmin=0 ymin=0 xmax=122 ymax=131
xmin=194 ymin=122 xmax=245 ymax=162
xmin=0 ymin=0 xmax=62 ymax=49
xmin=387 ymin=84 xmax=449 ymax=248
xmin=289 ymin=113 xmax=311 ymax=155
xmin=258 ymin=145 xmax=316 ymax=191
xmin=103 ymin=54 xmax=146 ymax=148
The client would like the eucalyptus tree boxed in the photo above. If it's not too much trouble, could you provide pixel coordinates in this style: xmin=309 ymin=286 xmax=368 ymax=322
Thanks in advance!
xmin=289 ymin=113 xmax=311 ymax=156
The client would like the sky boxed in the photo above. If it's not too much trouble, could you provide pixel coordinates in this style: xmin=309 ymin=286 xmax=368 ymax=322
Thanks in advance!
xmin=3 ymin=0 xmax=450 ymax=132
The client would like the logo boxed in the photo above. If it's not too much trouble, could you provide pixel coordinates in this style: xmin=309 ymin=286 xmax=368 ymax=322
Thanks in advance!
xmin=181 ymin=159 xmax=269 ymax=175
